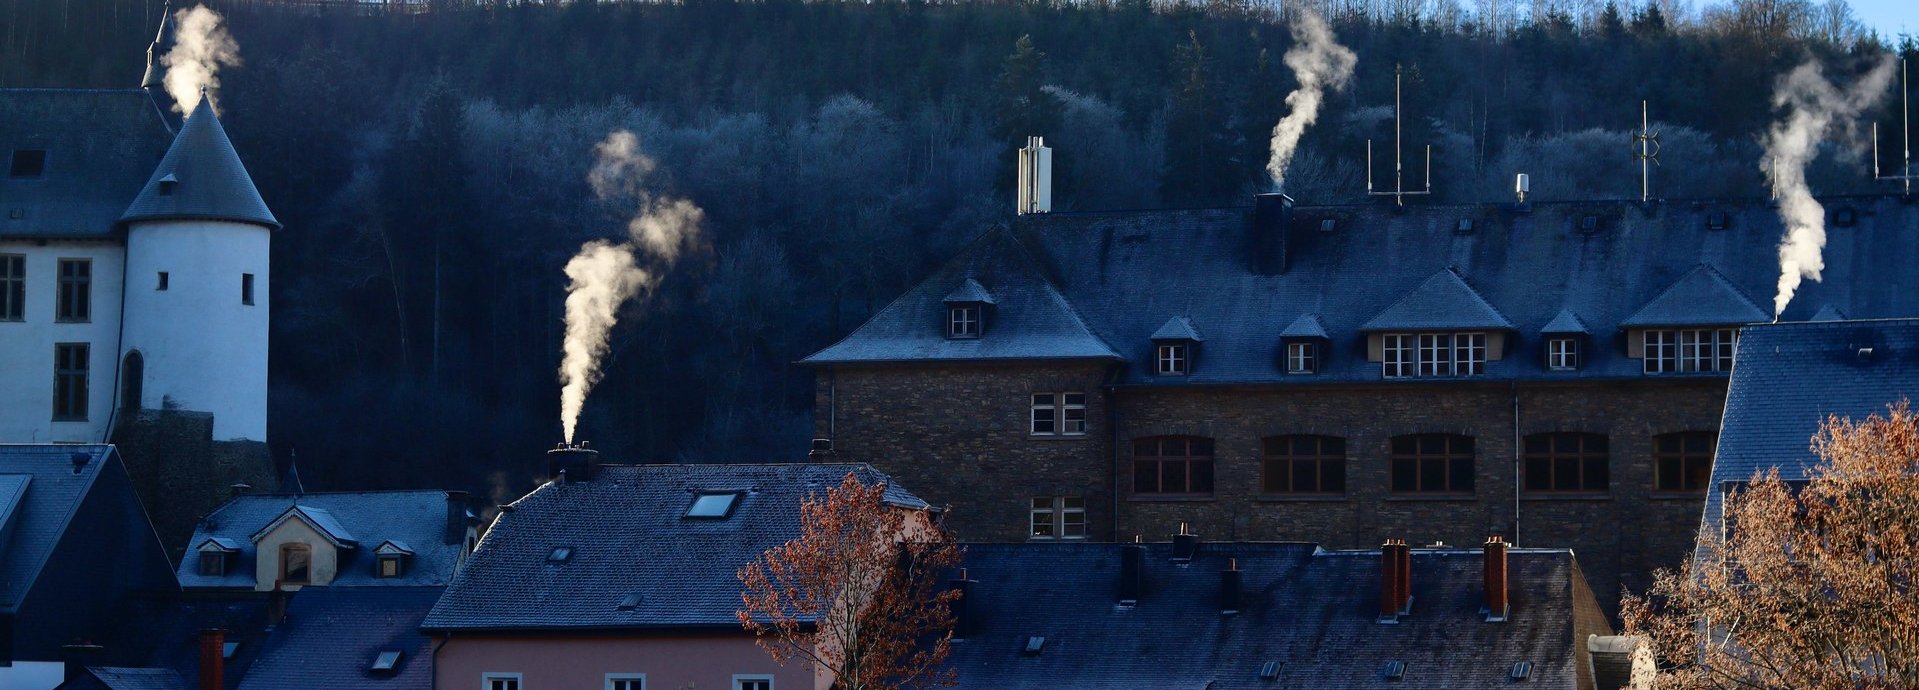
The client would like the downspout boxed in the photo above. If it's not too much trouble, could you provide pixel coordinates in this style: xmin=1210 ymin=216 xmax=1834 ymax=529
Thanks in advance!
xmin=432 ymin=633 xmax=451 ymax=690
xmin=102 ymin=238 xmax=132 ymax=443
xmin=1107 ymin=362 xmax=1124 ymax=541
xmin=827 ymin=368 xmax=837 ymax=441
xmin=1511 ymin=380 xmax=1521 ymax=545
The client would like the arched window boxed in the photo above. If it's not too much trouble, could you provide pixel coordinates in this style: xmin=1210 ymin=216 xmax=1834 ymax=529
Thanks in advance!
xmin=1654 ymin=431 xmax=1716 ymax=493
xmin=1132 ymin=436 xmax=1214 ymax=495
xmin=280 ymin=543 xmax=312 ymax=584
xmin=1523 ymin=433 xmax=1609 ymax=493
xmin=1261 ymin=435 xmax=1346 ymax=494
xmin=120 ymin=350 xmax=144 ymax=412
xmin=1390 ymin=434 xmax=1475 ymax=494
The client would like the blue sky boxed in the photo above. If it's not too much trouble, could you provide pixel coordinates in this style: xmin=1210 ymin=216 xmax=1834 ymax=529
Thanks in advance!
xmin=1850 ymin=0 xmax=1914 ymax=41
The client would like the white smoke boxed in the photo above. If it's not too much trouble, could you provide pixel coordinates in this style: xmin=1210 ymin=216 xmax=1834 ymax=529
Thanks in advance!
xmin=1267 ymin=10 xmax=1356 ymax=191
xmin=1762 ymin=57 xmax=1897 ymax=318
xmin=162 ymin=5 xmax=241 ymax=114
xmin=558 ymin=131 xmax=705 ymax=442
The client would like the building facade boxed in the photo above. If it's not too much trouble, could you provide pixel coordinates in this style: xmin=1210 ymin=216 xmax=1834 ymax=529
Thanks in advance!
xmin=804 ymin=195 xmax=1919 ymax=614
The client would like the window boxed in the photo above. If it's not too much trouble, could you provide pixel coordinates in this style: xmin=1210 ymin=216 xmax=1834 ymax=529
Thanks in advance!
xmin=8 ymin=149 xmax=46 ymax=178
xmin=1030 ymin=392 xmax=1086 ymax=435
xmin=1029 ymin=496 xmax=1087 ymax=539
xmin=242 ymin=273 xmax=255 ymax=305
xmin=1382 ymin=334 xmax=1413 ymax=378
xmin=1654 ymin=431 xmax=1716 ymax=492
xmin=1390 ymin=434 xmax=1475 ymax=494
xmin=1456 ymin=333 xmax=1487 ymax=374
xmin=157 ymin=272 xmax=169 ymax=290
xmin=1132 ymin=436 xmax=1214 ymax=494
xmin=1 ymin=254 xmax=21 ymax=321
xmin=199 ymin=551 xmax=226 ymax=576
xmin=1644 ymin=329 xmax=1736 ymax=373
xmin=378 ymin=555 xmax=403 ymax=578
xmin=607 ymin=675 xmax=645 ymax=690
xmin=56 ymin=259 xmax=90 ymax=322
xmin=686 ymin=492 xmax=742 ymax=518
xmin=371 ymin=651 xmax=402 ymax=673
xmin=280 ymin=543 xmax=312 ymax=584
xmin=53 ymin=343 xmax=88 ymax=421
xmin=1261 ymin=435 xmax=1346 ymax=494
xmin=1417 ymin=334 xmax=1453 ymax=376
xmin=947 ymin=305 xmax=979 ymax=338
xmin=120 ymin=351 xmax=144 ymax=412
xmin=734 ymin=677 xmax=773 ymax=690
xmin=1547 ymin=338 xmax=1578 ymax=371
xmin=1156 ymin=344 xmax=1189 ymax=375
xmin=1523 ymin=433 xmax=1609 ymax=493
xmin=1286 ymin=342 xmax=1317 ymax=374
xmin=484 ymin=674 xmax=522 ymax=690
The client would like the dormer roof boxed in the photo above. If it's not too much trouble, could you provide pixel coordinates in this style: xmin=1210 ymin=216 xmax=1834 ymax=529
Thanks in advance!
xmin=1809 ymin=304 xmax=1848 ymax=321
xmin=252 ymin=505 xmax=358 ymax=548
xmin=179 ymin=490 xmax=470 ymax=589
xmin=941 ymin=278 xmax=996 ymax=305
xmin=1619 ymin=265 xmax=1767 ymax=329
xmin=1280 ymin=314 xmax=1329 ymax=340
xmin=1360 ymin=269 xmax=1515 ymax=332
xmin=1150 ymin=316 xmax=1203 ymax=342
xmin=375 ymin=540 xmax=415 ymax=556
xmin=197 ymin=536 xmax=242 ymax=552
xmin=119 ymin=98 xmax=279 ymax=231
xmin=1539 ymin=309 xmax=1590 ymax=335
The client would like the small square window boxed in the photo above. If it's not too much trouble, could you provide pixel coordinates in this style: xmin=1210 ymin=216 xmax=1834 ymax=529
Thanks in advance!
xmin=1286 ymin=342 xmax=1317 ymax=374
xmin=1547 ymin=338 xmax=1578 ymax=371
xmin=199 ymin=551 xmax=226 ymax=576
xmin=157 ymin=272 xmax=169 ymax=291
xmin=734 ymin=678 xmax=773 ymax=690
xmin=485 ymin=674 xmax=522 ymax=690
xmin=242 ymin=273 xmax=255 ymax=305
xmin=8 ymin=149 xmax=46 ymax=178
xmin=948 ymin=305 xmax=980 ymax=338
xmin=1156 ymin=344 xmax=1189 ymax=375
xmin=371 ymin=650 xmax=401 ymax=673
xmin=686 ymin=492 xmax=742 ymax=518
xmin=222 ymin=642 xmax=239 ymax=659
xmin=608 ymin=676 xmax=646 ymax=690
xmin=378 ymin=555 xmax=402 ymax=578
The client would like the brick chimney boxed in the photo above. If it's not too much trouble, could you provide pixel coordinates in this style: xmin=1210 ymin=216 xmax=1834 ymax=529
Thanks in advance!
xmin=1249 ymin=193 xmax=1295 ymax=275
xmin=267 ymin=580 xmax=290 ymax=626
xmin=197 ymin=629 xmax=225 ymax=690
xmin=1218 ymin=558 xmax=1241 ymax=614
xmin=546 ymin=443 xmax=600 ymax=482
xmin=1378 ymin=539 xmax=1400 ymax=623
xmin=61 ymin=642 xmax=104 ymax=685
xmin=444 ymin=490 xmax=469 ymax=545
xmin=1118 ymin=541 xmax=1145 ymax=605
xmin=1484 ymin=536 xmax=1510 ymax=622
xmin=808 ymin=438 xmax=835 ymax=461
xmin=1397 ymin=539 xmax=1412 ymax=615
xmin=947 ymin=568 xmax=977 ymax=638
xmin=1171 ymin=523 xmax=1200 ymax=563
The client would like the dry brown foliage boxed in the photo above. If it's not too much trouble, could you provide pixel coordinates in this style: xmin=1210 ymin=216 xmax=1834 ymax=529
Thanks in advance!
xmin=737 ymin=472 xmax=961 ymax=690
xmin=1623 ymin=402 xmax=1919 ymax=690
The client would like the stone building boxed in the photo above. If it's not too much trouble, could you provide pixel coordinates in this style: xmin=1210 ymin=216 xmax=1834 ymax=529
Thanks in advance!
xmin=802 ymin=193 xmax=1919 ymax=614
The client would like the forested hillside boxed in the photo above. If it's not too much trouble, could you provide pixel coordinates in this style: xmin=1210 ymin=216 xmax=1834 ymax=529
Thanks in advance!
xmin=4 ymin=0 xmax=1911 ymax=498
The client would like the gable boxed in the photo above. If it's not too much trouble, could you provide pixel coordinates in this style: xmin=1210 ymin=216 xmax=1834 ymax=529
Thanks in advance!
xmin=1360 ymin=269 xmax=1515 ymax=332
xmin=1619 ymin=265 xmax=1768 ymax=329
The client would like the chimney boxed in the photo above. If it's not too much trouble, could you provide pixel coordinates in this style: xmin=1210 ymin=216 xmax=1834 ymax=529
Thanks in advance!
xmin=1397 ymin=539 xmax=1412 ymax=615
xmin=948 ymin=569 xmax=977 ymax=638
xmin=808 ymin=438 xmax=835 ymax=461
xmin=267 ymin=580 xmax=290 ymax=626
xmin=1016 ymin=136 xmax=1052 ymax=215
xmin=197 ymin=629 xmax=225 ymax=690
xmin=546 ymin=443 xmax=600 ymax=482
xmin=228 ymin=483 xmax=251 ymax=497
xmin=1117 ymin=541 xmax=1145 ymax=605
xmin=1218 ymin=558 xmax=1241 ymax=614
xmin=1484 ymin=536 xmax=1510 ymax=622
xmin=444 ymin=491 xmax=469 ymax=545
xmin=1378 ymin=539 xmax=1400 ymax=623
xmin=1250 ymin=193 xmax=1295 ymax=275
xmin=1170 ymin=523 xmax=1200 ymax=563
xmin=62 ymin=642 xmax=104 ymax=685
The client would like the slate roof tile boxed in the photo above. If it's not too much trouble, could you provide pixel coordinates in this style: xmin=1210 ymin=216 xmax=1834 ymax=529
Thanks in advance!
xmin=119 ymin=99 xmax=278 ymax=230
xmin=1618 ymin=265 xmax=1768 ymax=328
xmin=179 ymin=491 xmax=466 ymax=589
xmin=72 ymin=667 xmax=190 ymax=690
xmin=942 ymin=278 xmax=997 ymax=304
xmin=1149 ymin=316 xmax=1204 ymax=341
xmin=1279 ymin=313 xmax=1329 ymax=339
xmin=0 ymin=89 xmax=171 ymax=239
xmin=1540 ymin=309 xmax=1590 ymax=335
xmin=1359 ymin=269 xmax=1516 ymax=332
xmin=0 ymin=444 xmax=112 ymax=610
xmin=236 ymin=587 xmax=441 ymax=690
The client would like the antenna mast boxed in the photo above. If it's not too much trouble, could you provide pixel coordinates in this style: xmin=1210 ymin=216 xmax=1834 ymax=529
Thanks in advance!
xmin=1366 ymin=64 xmax=1433 ymax=207
xmin=1633 ymin=100 xmax=1661 ymax=203
xmin=1873 ymin=57 xmax=1914 ymax=196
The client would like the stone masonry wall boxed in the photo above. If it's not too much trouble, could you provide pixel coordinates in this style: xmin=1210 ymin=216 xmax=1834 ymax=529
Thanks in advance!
xmin=115 ymin=408 xmax=276 ymax=561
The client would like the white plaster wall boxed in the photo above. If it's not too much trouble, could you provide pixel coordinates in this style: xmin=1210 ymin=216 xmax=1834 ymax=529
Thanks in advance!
xmin=122 ymin=220 xmax=269 ymax=441
xmin=0 ymin=240 xmax=125 ymax=443
xmin=252 ymin=517 xmax=339 ymax=591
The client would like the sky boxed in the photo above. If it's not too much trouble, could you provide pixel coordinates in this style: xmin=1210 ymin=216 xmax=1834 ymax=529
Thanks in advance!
xmin=1850 ymin=0 xmax=1914 ymax=41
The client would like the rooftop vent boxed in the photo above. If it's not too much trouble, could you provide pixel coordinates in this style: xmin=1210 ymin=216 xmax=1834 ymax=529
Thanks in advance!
xmin=1022 ymin=636 xmax=1046 ymax=656
xmin=1384 ymin=660 xmax=1407 ymax=681
xmin=1579 ymin=215 xmax=1600 ymax=233
xmin=371 ymin=650 xmax=401 ymax=674
xmin=1319 ymin=218 xmax=1337 ymax=233
xmin=1833 ymin=207 xmax=1858 ymax=227
xmin=1510 ymin=661 xmax=1532 ymax=681
xmin=1258 ymin=660 xmax=1281 ymax=681
xmin=617 ymin=593 xmax=643 ymax=611
xmin=1454 ymin=218 xmax=1475 ymax=235
xmin=1706 ymin=212 xmax=1729 ymax=231
xmin=70 ymin=452 xmax=90 ymax=473
xmin=1171 ymin=523 xmax=1200 ymax=563
xmin=547 ymin=546 xmax=573 ymax=563
xmin=686 ymin=491 xmax=743 ymax=519
xmin=1858 ymin=347 xmax=1875 ymax=361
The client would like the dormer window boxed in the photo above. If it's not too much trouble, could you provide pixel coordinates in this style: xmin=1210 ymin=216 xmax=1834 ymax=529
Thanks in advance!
xmin=948 ymin=305 xmax=980 ymax=339
xmin=1280 ymin=314 xmax=1329 ymax=376
xmin=1382 ymin=332 xmax=1485 ymax=378
xmin=374 ymin=540 xmax=414 ymax=578
xmin=8 ymin=149 xmax=46 ymax=178
xmin=1643 ymin=328 xmax=1735 ymax=374
xmin=1286 ymin=342 xmax=1317 ymax=374
xmin=196 ymin=538 xmax=240 ymax=576
xmin=157 ymin=173 xmax=178 ymax=196
xmin=1156 ymin=343 xmax=1189 ymax=375
xmin=1150 ymin=317 xmax=1203 ymax=377
xmin=941 ymin=278 xmax=995 ymax=340
xmin=1547 ymin=338 xmax=1579 ymax=371
xmin=685 ymin=491 xmax=743 ymax=519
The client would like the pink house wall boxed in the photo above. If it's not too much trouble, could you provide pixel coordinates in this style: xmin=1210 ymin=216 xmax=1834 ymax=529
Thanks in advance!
xmin=434 ymin=634 xmax=812 ymax=690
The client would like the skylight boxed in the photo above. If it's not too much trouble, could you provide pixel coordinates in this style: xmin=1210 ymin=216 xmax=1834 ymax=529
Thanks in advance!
xmin=222 ymin=642 xmax=239 ymax=659
xmin=1510 ymin=661 xmax=1533 ymax=681
xmin=371 ymin=650 xmax=401 ymax=672
xmin=617 ymin=593 xmax=643 ymax=611
xmin=8 ymin=149 xmax=45 ymax=178
xmin=1021 ymin=636 xmax=1046 ymax=656
xmin=1258 ymin=660 xmax=1281 ymax=681
xmin=547 ymin=546 xmax=573 ymax=563
xmin=1384 ymin=660 xmax=1407 ymax=681
xmin=685 ymin=492 xmax=742 ymax=519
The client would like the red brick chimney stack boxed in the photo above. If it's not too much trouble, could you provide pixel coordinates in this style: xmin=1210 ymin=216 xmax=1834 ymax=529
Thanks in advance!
xmin=1396 ymin=539 xmax=1412 ymax=615
xmin=1484 ymin=535 xmax=1510 ymax=622
xmin=1378 ymin=538 xmax=1400 ymax=623
xmin=198 ymin=629 xmax=225 ymax=690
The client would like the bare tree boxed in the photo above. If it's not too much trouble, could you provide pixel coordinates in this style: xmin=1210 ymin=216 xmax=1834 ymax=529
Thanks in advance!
xmin=1623 ymin=403 xmax=1919 ymax=690
xmin=737 ymin=473 xmax=962 ymax=690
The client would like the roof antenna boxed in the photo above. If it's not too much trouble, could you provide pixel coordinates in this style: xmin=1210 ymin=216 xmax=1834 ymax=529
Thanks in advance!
xmin=1633 ymin=100 xmax=1661 ymax=204
xmin=1365 ymin=64 xmax=1433 ymax=208
xmin=1872 ymin=57 xmax=1913 ymax=197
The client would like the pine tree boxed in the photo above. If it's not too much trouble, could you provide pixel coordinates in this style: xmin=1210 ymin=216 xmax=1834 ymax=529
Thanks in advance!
xmin=992 ymin=34 xmax=1062 ymax=192
xmin=1161 ymin=31 xmax=1238 ymax=206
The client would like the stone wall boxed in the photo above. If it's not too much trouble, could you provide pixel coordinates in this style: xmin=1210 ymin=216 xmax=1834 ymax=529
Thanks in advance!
xmin=114 ymin=408 xmax=276 ymax=560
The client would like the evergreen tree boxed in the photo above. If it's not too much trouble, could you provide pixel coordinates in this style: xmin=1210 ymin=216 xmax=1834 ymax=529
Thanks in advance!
xmin=1161 ymin=31 xmax=1238 ymax=206
xmin=992 ymin=34 xmax=1062 ymax=192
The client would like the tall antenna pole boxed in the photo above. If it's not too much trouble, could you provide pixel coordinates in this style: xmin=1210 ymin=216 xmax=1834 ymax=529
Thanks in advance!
xmin=1874 ymin=58 xmax=1915 ymax=196
xmin=1367 ymin=63 xmax=1433 ymax=207
xmin=1634 ymin=100 xmax=1661 ymax=203
xmin=1395 ymin=64 xmax=1403 ymax=204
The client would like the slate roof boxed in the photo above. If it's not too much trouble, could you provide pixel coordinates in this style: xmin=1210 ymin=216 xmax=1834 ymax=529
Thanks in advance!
xmin=943 ymin=278 xmax=997 ymax=304
xmin=178 ymin=491 xmax=468 ymax=589
xmin=945 ymin=542 xmax=1604 ymax=689
xmin=82 ymin=593 xmax=274 ymax=690
xmin=802 ymin=229 xmax=1122 ymax=364
xmin=236 ymin=587 xmax=441 ymax=690
xmin=1358 ymin=269 xmax=1515 ymax=332
xmin=809 ymin=197 xmax=1919 ymax=384
xmin=0 ymin=444 xmax=113 ymax=611
xmin=1810 ymin=304 xmax=1848 ymax=321
xmin=1617 ymin=265 xmax=1767 ymax=328
xmin=1150 ymin=316 xmax=1204 ymax=341
xmin=1279 ymin=313 xmax=1328 ymax=339
xmin=1540 ymin=309 xmax=1590 ymax=335
xmin=422 ymin=463 xmax=929 ymax=631
xmin=1704 ymin=318 xmax=1919 ymax=531
xmin=120 ymin=98 xmax=279 ymax=231
xmin=63 ymin=667 xmax=190 ymax=690
xmin=252 ymin=505 xmax=359 ymax=547
xmin=0 ymin=88 xmax=171 ymax=239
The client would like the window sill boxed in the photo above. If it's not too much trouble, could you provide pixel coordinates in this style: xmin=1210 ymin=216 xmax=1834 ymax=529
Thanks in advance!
xmin=1027 ymin=536 xmax=1091 ymax=542
xmin=1127 ymin=494 xmax=1215 ymax=503
xmin=1520 ymin=493 xmax=1612 ymax=501
xmin=50 ymin=418 xmax=89 ymax=423
xmin=53 ymin=320 xmax=91 ymax=324
xmin=1026 ymin=434 xmax=1091 ymax=441
xmin=1650 ymin=492 xmax=1707 ymax=500
xmin=1254 ymin=494 xmax=1349 ymax=502
xmin=1382 ymin=494 xmax=1478 ymax=502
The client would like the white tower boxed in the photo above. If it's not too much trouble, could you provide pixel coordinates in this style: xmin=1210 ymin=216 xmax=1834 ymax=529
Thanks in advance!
xmin=116 ymin=98 xmax=278 ymax=442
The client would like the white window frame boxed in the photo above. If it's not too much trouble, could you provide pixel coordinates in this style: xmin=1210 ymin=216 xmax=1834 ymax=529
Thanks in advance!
xmin=1646 ymin=328 xmax=1734 ymax=374
xmin=1382 ymin=334 xmax=1413 ymax=378
xmin=947 ymin=305 xmax=979 ymax=339
xmin=1030 ymin=392 xmax=1086 ymax=436
xmin=1029 ymin=496 xmax=1087 ymax=540
xmin=482 ymin=673 xmax=522 ymax=690
xmin=1547 ymin=338 xmax=1578 ymax=371
xmin=606 ymin=674 xmax=646 ymax=690
xmin=732 ymin=675 xmax=775 ymax=690
xmin=1455 ymin=332 xmax=1486 ymax=375
xmin=0 ymin=253 xmax=22 ymax=322
xmin=1417 ymin=333 xmax=1453 ymax=376
xmin=1643 ymin=330 xmax=1676 ymax=373
xmin=1286 ymin=341 xmax=1316 ymax=374
xmin=1156 ymin=343 xmax=1189 ymax=375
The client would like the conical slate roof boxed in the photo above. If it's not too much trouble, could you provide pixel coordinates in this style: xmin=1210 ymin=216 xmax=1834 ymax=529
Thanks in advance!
xmin=119 ymin=98 xmax=279 ymax=230
xmin=140 ymin=1 xmax=173 ymax=90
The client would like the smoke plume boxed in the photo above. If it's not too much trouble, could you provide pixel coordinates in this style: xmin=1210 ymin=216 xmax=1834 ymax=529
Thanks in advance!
xmin=162 ymin=5 xmax=241 ymax=113
xmin=558 ymin=131 xmax=705 ymax=443
xmin=1762 ymin=57 xmax=1896 ymax=318
xmin=1267 ymin=10 xmax=1356 ymax=191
